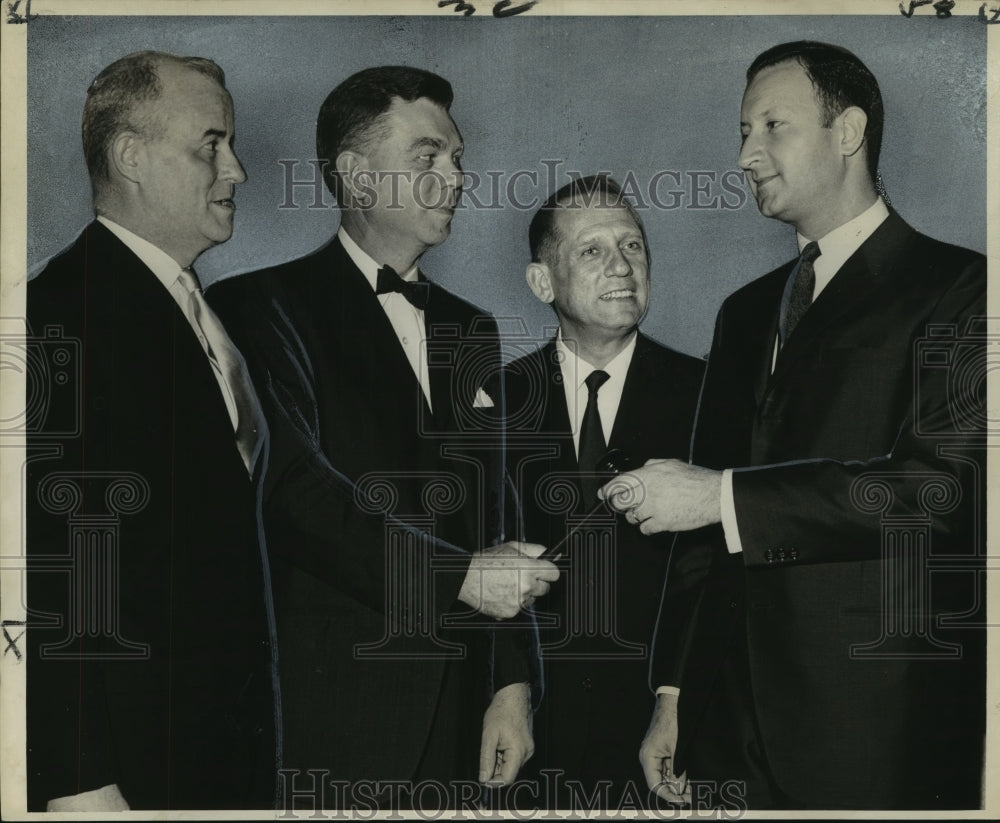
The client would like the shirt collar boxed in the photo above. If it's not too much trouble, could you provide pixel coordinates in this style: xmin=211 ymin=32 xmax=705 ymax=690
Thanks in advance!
xmin=796 ymin=197 xmax=890 ymax=278
xmin=556 ymin=328 xmax=638 ymax=391
xmin=97 ymin=215 xmax=194 ymax=289
xmin=338 ymin=225 xmax=419 ymax=291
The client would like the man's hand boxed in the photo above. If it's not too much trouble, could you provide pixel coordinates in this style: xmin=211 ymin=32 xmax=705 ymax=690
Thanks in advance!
xmin=47 ymin=783 xmax=130 ymax=812
xmin=458 ymin=541 xmax=559 ymax=619
xmin=601 ymin=459 xmax=722 ymax=534
xmin=479 ymin=682 xmax=533 ymax=785
xmin=640 ymin=692 xmax=691 ymax=805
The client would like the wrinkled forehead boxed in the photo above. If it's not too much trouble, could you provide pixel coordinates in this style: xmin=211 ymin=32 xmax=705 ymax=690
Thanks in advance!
xmin=552 ymin=200 xmax=643 ymax=243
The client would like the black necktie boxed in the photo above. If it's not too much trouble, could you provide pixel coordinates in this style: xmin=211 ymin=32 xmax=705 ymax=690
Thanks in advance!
xmin=782 ymin=241 xmax=822 ymax=346
xmin=578 ymin=369 xmax=610 ymax=505
xmin=376 ymin=265 xmax=430 ymax=310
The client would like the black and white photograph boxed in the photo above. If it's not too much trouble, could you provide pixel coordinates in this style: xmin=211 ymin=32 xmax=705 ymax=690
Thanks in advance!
xmin=0 ymin=0 xmax=994 ymax=817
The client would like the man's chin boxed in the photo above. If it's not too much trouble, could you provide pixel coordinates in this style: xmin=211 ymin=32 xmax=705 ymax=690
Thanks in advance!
xmin=754 ymin=192 xmax=787 ymax=220
xmin=423 ymin=224 xmax=452 ymax=246
xmin=202 ymin=225 xmax=235 ymax=251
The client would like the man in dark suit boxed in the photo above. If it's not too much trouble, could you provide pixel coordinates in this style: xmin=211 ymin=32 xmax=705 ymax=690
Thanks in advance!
xmin=605 ymin=41 xmax=986 ymax=810
xmin=209 ymin=66 xmax=558 ymax=806
xmin=26 ymin=52 xmax=277 ymax=811
xmin=504 ymin=176 xmax=704 ymax=808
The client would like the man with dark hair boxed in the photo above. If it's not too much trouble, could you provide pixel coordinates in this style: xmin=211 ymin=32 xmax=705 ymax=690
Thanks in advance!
xmin=505 ymin=175 xmax=703 ymax=807
xmin=315 ymin=64 xmax=455 ymax=206
xmin=27 ymin=51 xmax=278 ymax=811
xmin=210 ymin=65 xmax=558 ymax=804
xmin=605 ymin=41 xmax=986 ymax=809
xmin=746 ymin=40 xmax=884 ymax=182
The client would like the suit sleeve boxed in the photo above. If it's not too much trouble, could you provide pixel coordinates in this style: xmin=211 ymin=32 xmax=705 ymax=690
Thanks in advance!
xmin=478 ymin=337 xmax=542 ymax=702
xmin=210 ymin=278 xmax=470 ymax=618
xmin=731 ymin=253 xmax=985 ymax=568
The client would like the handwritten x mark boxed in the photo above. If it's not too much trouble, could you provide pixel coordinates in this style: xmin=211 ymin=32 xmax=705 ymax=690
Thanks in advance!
xmin=2 ymin=621 xmax=27 ymax=660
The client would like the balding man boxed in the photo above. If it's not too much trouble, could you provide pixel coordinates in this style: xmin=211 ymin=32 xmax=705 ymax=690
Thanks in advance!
xmin=26 ymin=51 xmax=277 ymax=811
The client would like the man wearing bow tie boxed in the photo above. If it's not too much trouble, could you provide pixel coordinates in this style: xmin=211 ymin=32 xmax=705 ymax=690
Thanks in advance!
xmin=604 ymin=41 xmax=986 ymax=809
xmin=26 ymin=51 xmax=277 ymax=811
xmin=210 ymin=66 xmax=557 ymax=804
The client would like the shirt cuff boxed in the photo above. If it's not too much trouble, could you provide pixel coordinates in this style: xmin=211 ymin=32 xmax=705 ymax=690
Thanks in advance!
xmin=655 ymin=686 xmax=680 ymax=697
xmin=720 ymin=469 xmax=744 ymax=554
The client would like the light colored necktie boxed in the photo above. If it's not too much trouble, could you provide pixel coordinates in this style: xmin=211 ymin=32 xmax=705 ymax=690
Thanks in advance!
xmin=173 ymin=268 xmax=264 ymax=474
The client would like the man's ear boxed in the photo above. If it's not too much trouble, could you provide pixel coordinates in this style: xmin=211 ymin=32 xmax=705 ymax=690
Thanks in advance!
xmin=336 ymin=150 xmax=373 ymax=207
xmin=526 ymin=262 xmax=555 ymax=304
xmin=837 ymin=106 xmax=868 ymax=158
xmin=109 ymin=130 xmax=143 ymax=184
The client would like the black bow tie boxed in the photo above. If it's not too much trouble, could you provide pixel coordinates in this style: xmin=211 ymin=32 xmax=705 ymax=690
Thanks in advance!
xmin=376 ymin=265 xmax=430 ymax=310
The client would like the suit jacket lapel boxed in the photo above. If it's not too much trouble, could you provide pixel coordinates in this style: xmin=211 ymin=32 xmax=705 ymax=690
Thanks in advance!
xmin=770 ymin=211 xmax=914 ymax=387
xmin=94 ymin=223 xmax=223 ymax=398
xmin=423 ymin=278 xmax=457 ymax=432
xmin=540 ymin=341 xmax=577 ymax=471
xmin=88 ymin=223 xmax=242 ymax=463
xmin=608 ymin=333 xmax=650 ymax=454
xmin=331 ymin=240 xmax=433 ymax=426
xmin=750 ymin=272 xmax=787 ymax=407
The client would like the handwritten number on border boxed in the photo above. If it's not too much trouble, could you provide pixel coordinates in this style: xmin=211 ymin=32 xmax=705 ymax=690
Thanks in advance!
xmin=7 ymin=0 xmax=36 ymax=24
xmin=438 ymin=0 xmax=539 ymax=16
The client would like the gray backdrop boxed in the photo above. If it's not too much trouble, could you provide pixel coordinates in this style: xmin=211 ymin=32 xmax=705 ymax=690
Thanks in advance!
xmin=27 ymin=14 xmax=987 ymax=359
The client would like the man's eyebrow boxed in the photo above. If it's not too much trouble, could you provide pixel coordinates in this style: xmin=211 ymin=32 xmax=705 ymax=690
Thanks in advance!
xmin=741 ymin=107 xmax=777 ymax=126
xmin=202 ymin=128 xmax=229 ymax=140
xmin=407 ymin=136 xmax=463 ymax=153
xmin=408 ymin=136 xmax=444 ymax=152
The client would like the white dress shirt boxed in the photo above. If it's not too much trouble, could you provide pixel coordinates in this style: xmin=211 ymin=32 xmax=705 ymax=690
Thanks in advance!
xmin=719 ymin=198 xmax=890 ymax=554
xmin=555 ymin=330 xmax=637 ymax=458
xmin=338 ymin=226 xmax=432 ymax=410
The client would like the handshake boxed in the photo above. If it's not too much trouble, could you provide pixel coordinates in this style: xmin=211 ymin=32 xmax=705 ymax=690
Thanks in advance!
xmin=458 ymin=542 xmax=560 ymax=619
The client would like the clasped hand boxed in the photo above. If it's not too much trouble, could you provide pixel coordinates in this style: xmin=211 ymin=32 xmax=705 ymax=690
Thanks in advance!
xmin=458 ymin=541 xmax=560 ymax=619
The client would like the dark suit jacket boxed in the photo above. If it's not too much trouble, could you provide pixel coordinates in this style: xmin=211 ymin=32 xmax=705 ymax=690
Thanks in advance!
xmin=655 ymin=211 xmax=986 ymax=808
xmin=210 ymin=237 xmax=532 ymax=785
xmin=505 ymin=334 xmax=703 ymax=796
xmin=25 ymin=222 xmax=278 ymax=810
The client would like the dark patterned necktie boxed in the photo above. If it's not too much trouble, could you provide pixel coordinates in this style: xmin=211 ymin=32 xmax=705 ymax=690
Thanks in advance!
xmin=782 ymin=241 xmax=822 ymax=346
xmin=376 ymin=264 xmax=430 ymax=310
xmin=578 ymin=369 xmax=610 ymax=504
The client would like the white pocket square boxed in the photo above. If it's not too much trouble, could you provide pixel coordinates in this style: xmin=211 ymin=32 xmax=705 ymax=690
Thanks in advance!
xmin=473 ymin=387 xmax=495 ymax=409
